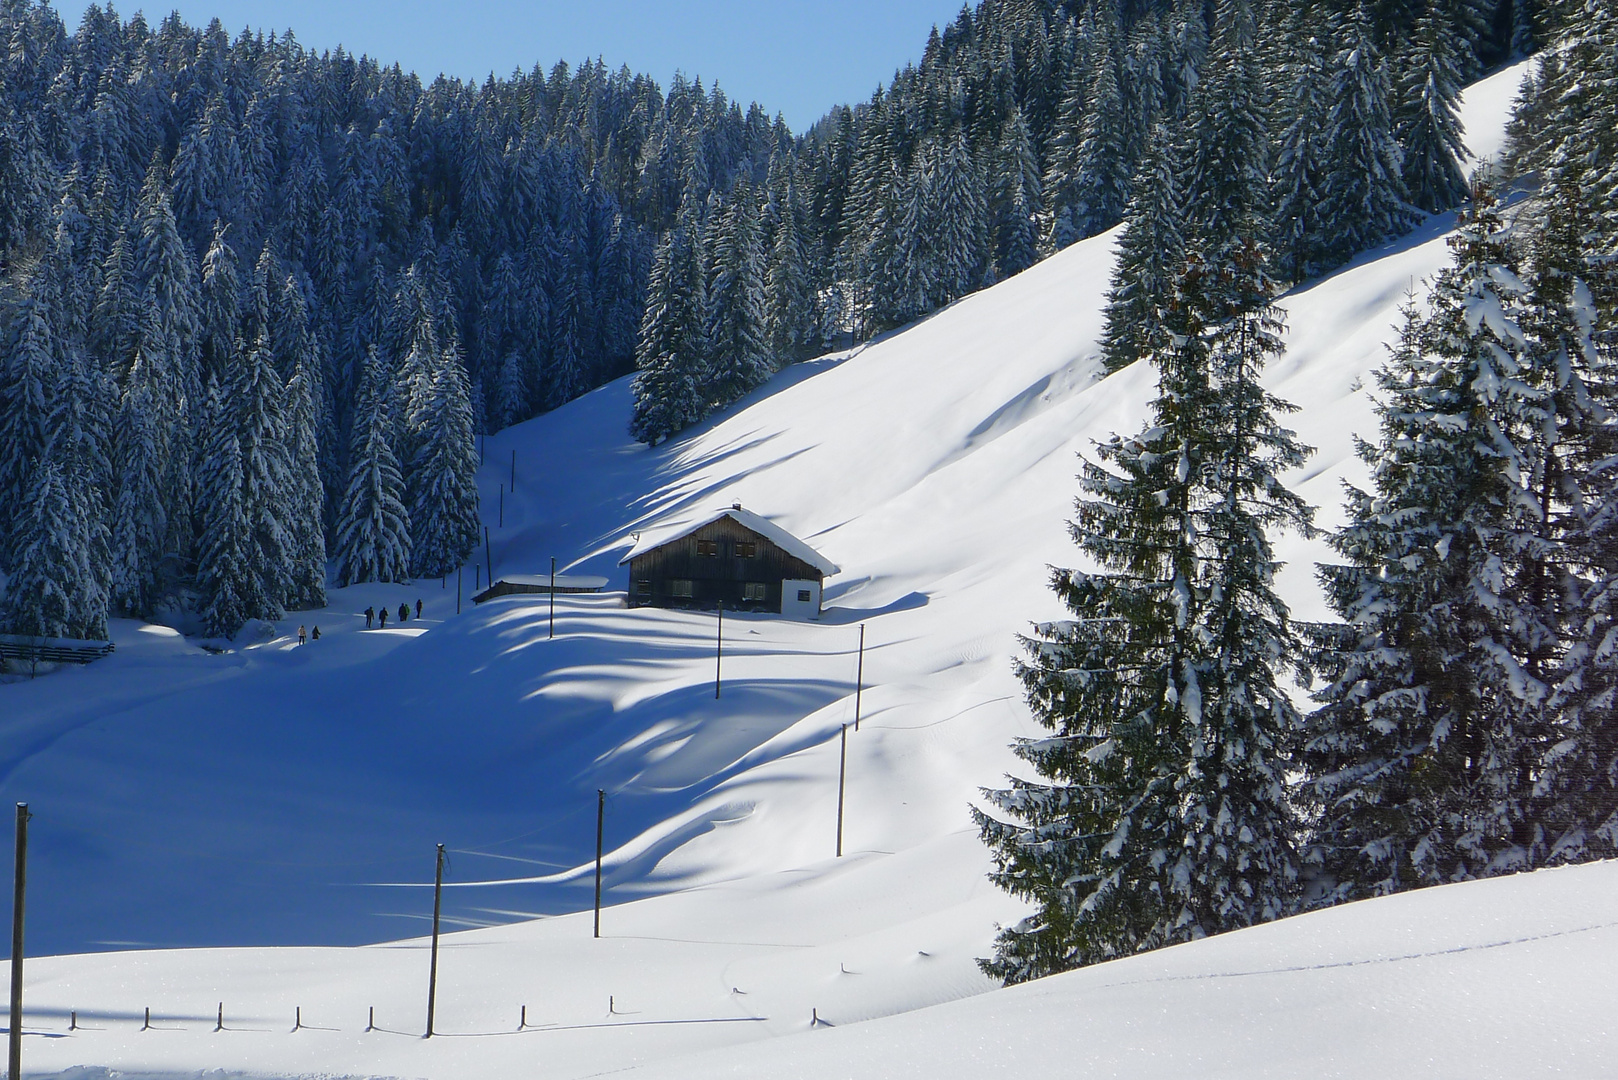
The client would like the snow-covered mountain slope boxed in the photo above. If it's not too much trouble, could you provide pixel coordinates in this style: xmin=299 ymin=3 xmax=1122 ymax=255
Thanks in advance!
xmin=9 ymin=57 xmax=1600 ymax=1080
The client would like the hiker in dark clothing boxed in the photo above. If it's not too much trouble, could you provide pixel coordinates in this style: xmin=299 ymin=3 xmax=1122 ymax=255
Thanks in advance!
xmin=365 ymin=606 xmax=374 ymax=628
xmin=399 ymin=602 xmax=410 ymax=623
xmin=378 ymin=607 xmax=388 ymax=629
xmin=311 ymin=625 xmax=321 ymax=640
xmin=416 ymin=598 xmax=423 ymax=619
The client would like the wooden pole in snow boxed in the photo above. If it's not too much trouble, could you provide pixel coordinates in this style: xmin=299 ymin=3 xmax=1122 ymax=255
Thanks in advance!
xmin=593 ymin=790 xmax=605 ymax=939
xmin=484 ymin=526 xmax=493 ymax=587
xmin=854 ymin=624 xmax=865 ymax=731
xmin=426 ymin=843 xmax=444 ymax=1038
xmin=836 ymin=725 xmax=847 ymax=858
xmin=715 ymin=602 xmax=723 ymax=699
xmin=8 ymin=803 xmax=26 ymax=1080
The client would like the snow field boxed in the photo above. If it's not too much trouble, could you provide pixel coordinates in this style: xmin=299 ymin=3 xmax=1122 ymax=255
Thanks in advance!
xmin=9 ymin=56 xmax=1598 ymax=1080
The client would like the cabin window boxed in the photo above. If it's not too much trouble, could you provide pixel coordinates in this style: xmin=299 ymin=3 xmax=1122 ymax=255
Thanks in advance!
xmin=696 ymin=539 xmax=719 ymax=556
xmin=671 ymin=579 xmax=694 ymax=598
xmin=797 ymin=589 xmax=812 ymax=603
xmin=634 ymin=580 xmax=651 ymax=597
xmin=736 ymin=541 xmax=758 ymax=558
xmin=743 ymin=582 xmax=766 ymax=601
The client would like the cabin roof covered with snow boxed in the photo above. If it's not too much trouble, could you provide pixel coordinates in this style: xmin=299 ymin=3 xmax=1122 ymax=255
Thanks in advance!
xmin=619 ymin=506 xmax=840 ymax=577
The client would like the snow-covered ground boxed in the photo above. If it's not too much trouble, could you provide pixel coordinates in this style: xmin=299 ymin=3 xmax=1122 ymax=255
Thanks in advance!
xmin=7 ymin=58 xmax=1602 ymax=1080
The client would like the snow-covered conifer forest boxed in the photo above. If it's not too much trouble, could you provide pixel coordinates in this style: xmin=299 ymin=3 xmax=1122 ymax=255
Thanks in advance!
xmin=1 ymin=0 xmax=1616 ymax=1075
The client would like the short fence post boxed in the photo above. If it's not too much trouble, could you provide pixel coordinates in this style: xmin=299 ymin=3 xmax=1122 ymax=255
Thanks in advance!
xmin=141 ymin=1007 xmax=149 ymax=1031
xmin=294 ymin=1006 xmax=301 ymax=1031
xmin=367 ymin=1006 xmax=374 ymax=1032
xmin=519 ymin=1005 xmax=526 ymax=1030
xmin=214 ymin=1002 xmax=222 ymax=1032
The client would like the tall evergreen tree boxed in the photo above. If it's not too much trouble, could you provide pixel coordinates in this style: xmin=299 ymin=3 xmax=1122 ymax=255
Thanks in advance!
xmin=1318 ymin=6 xmax=1417 ymax=269
xmin=703 ymin=186 xmax=771 ymax=409
xmin=2 ymin=456 xmax=108 ymax=641
xmin=1101 ymin=126 xmax=1185 ymax=372
xmin=335 ymin=345 xmax=411 ymax=585
xmin=978 ymin=241 xmax=1312 ymax=983
xmin=630 ymin=224 xmax=707 ymax=445
xmin=1300 ymin=194 xmax=1549 ymax=903
xmin=1394 ymin=2 xmax=1471 ymax=214
xmin=407 ymin=344 xmax=480 ymax=579
xmin=194 ymin=377 xmax=253 ymax=638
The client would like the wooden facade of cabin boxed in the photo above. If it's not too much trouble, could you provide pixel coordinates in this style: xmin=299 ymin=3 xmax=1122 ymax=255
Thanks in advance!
xmin=627 ymin=516 xmax=825 ymax=614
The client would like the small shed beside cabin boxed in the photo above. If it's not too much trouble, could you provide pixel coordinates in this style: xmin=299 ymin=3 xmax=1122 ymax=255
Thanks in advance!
xmin=473 ymin=573 xmax=609 ymax=605
xmin=620 ymin=505 xmax=839 ymax=618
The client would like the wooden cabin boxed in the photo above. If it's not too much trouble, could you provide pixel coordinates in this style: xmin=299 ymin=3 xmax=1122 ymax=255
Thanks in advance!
xmin=620 ymin=505 xmax=839 ymax=618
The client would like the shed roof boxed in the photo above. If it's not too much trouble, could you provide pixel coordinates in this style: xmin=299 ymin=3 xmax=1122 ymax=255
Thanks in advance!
xmin=619 ymin=506 xmax=841 ymax=577
xmin=490 ymin=574 xmax=609 ymax=591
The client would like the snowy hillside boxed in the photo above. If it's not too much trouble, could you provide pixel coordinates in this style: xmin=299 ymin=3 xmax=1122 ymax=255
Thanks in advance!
xmin=8 ymin=57 xmax=1606 ymax=1080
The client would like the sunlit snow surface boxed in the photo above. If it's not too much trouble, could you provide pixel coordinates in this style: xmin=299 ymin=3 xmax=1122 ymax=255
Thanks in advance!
xmin=8 ymin=58 xmax=1602 ymax=1080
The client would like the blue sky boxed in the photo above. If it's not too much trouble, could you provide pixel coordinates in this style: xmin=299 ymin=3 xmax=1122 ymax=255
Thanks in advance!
xmin=61 ymin=0 xmax=967 ymax=130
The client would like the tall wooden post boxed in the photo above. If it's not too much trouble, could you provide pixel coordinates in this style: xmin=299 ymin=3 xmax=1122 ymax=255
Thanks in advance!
xmin=593 ymin=790 xmax=605 ymax=939
xmin=854 ymin=624 xmax=865 ymax=731
xmin=549 ymin=557 xmax=556 ymax=639
xmin=715 ymin=602 xmax=723 ymax=699
xmin=484 ymin=526 xmax=493 ymax=587
xmin=836 ymin=726 xmax=847 ymax=858
xmin=9 ymin=804 xmax=26 ymax=1080
xmin=426 ymin=843 xmax=444 ymax=1038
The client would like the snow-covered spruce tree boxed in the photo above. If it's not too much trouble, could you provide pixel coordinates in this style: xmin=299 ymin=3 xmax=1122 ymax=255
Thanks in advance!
xmin=703 ymin=187 xmax=771 ymax=410
xmin=284 ymin=345 xmax=328 ymax=611
xmin=1100 ymin=124 xmax=1185 ymax=373
xmin=924 ymin=125 xmax=990 ymax=306
xmin=194 ymin=379 xmax=253 ymax=639
xmin=1181 ymin=5 xmax=1271 ymax=268
xmin=2 ymin=456 xmax=109 ymax=642
xmin=629 ymin=224 xmax=708 ymax=445
xmin=977 ymin=240 xmax=1312 ymax=984
xmin=1394 ymin=1 xmax=1470 ymax=215
xmin=1527 ymin=177 xmax=1618 ymax=864
xmin=407 ymin=344 xmax=480 ymax=580
xmin=234 ymin=331 xmax=293 ymax=621
xmin=1318 ymin=5 xmax=1417 ymax=270
xmin=1066 ymin=41 xmax=1132 ymax=243
xmin=107 ymin=318 xmax=170 ymax=616
xmin=763 ymin=174 xmax=819 ymax=364
xmin=1299 ymin=193 xmax=1551 ymax=903
xmin=0 ymin=293 xmax=55 ymax=556
xmin=990 ymin=108 xmax=1043 ymax=280
xmin=335 ymin=346 xmax=411 ymax=585
xmin=198 ymin=222 xmax=240 ymax=384
xmin=1269 ymin=17 xmax=1331 ymax=285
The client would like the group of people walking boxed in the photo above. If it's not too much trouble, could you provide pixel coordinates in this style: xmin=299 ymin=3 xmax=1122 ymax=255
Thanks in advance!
xmin=362 ymin=600 xmax=423 ymax=629
xmin=292 ymin=598 xmax=426 ymax=643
